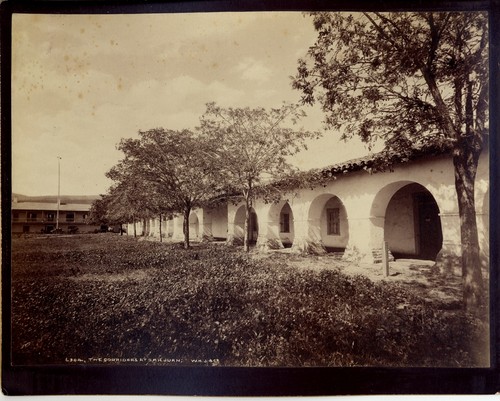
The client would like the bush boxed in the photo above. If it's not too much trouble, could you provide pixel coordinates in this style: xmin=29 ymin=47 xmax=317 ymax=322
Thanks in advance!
xmin=10 ymin=236 xmax=488 ymax=367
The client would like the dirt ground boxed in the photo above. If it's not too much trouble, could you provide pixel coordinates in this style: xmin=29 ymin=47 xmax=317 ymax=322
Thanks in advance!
xmin=255 ymin=249 xmax=464 ymax=307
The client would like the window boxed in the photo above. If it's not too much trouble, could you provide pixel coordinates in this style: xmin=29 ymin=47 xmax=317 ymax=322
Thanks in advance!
xmin=280 ymin=213 xmax=290 ymax=233
xmin=327 ymin=208 xmax=340 ymax=235
xmin=66 ymin=212 xmax=75 ymax=222
xmin=13 ymin=212 xmax=19 ymax=221
xmin=46 ymin=212 xmax=55 ymax=222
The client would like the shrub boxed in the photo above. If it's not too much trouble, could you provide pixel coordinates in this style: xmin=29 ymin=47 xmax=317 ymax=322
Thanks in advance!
xmin=10 ymin=236 xmax=488 ymax=367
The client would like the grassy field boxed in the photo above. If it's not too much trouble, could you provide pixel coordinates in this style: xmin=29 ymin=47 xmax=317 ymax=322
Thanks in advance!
xmin=10 ymin=234 xmax=489 ymax=367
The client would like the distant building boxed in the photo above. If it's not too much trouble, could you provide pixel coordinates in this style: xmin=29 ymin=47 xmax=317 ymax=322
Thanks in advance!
xmin=12 ymin=194 xmax=101 ymax=234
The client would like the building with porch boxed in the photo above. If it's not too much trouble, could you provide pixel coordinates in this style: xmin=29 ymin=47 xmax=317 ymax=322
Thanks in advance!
xmin=12 ymin=194 xmax=101 ymax=234
xmin=131 ymin=146 xmax=489 ymax=275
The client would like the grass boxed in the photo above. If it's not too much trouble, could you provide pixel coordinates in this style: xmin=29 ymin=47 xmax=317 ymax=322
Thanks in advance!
xmin=10 ymin=234 xmax=489 ymax=367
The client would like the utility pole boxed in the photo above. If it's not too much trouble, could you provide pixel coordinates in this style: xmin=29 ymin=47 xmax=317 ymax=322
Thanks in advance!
xmin=56 ymin=156 xmax=62 ymax=231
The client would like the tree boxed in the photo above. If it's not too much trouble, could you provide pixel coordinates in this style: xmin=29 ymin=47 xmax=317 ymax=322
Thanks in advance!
xmin=199 ymin=102 xmax=320 ymax=252
xmin=88 ymin=196 xmax=111 ymax=229
xmin=102 ymin=174 xmax=156 ymax=238
xmin=292 ymin=12 xmax=488 ymax=310
xmin=112 ymin=128 xmax=222 ymax=249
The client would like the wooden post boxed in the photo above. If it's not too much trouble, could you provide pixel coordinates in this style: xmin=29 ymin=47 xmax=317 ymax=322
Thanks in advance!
xmin=382 ymin=241 xmax=390 ymax=276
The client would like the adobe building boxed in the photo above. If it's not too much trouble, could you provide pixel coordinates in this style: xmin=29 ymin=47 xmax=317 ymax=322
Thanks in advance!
xmin=132 ymin=146 xmax=489 ymax=276
xmin=12 ymin=194 xmax=101 ymax=234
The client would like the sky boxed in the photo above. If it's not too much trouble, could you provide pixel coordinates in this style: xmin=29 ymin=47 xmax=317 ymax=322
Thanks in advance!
xmin=12 ymin=12 xmax=373 ymax=196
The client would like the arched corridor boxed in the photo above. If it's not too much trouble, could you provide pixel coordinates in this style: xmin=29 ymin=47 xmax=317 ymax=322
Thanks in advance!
xmin=378 ymin=182 xmax=443 ymax=260
xmin=189 ymin=211 xmax=199 ymax=240
xmin=278 ymin=202 xmax=294 ymax=248
xmin=308 ymin=194 xmax=349 ymax=253
xmin=266 ymin=201 xmax=295 ymax=248
xmin=234 ymin=206 xmax=258 ymax=245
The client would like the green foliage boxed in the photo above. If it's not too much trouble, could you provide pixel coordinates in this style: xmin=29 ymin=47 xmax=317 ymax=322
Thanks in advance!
xmin=199 ymin=102 xmax=320 ymax=186
xmin=293 ymin=11 xmax=489 ymax=311
xmin=107 ymin=128 xmax=224 ymax=247
xmin=87 ymin=196 xmax=110 ymax=226
xmin=199 ymin=102 xmax=320 ymax=249
xmin=12 ymin=236 xmax=488 ymax=367
xmin=293 ymin=12 xmax=488 ymax=153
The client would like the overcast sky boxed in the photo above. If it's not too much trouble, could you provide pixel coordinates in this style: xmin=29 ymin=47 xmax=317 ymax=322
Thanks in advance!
xmin=12 ymin=12 xmax=372 ymax=196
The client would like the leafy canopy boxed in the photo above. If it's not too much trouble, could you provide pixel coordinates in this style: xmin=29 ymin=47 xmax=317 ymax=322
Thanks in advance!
xmin=110 ymin=128 xmax=224 ymax=212
xmin=199 ymin=102 xmax=321 ymax=201
xmin=293 ymin=12 xmax=488 ymax=157
xmin=103 ymin=174 xmax=158 ymax=224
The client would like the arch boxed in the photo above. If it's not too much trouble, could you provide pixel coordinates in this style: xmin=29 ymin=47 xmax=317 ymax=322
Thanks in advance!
xmin=308 ymin=193 xmax=349 ymax=252
xmin=209 ymin=203 xmax=228 ymax=240
xmin=234 ymin=205 xmax=258 ymax=244
xmin=189 ymin=211 xmax=199 ymax=240
xmin=166 ymin=215 xmax=174 ymax=238
xmin=377 ymin=182 xmax=443 ymax=260
xmin=268 ymin=200 xmax=295 ymax=248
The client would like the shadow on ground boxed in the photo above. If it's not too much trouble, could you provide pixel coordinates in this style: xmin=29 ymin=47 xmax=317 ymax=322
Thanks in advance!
xmin=256 ymin=251 xmax=464 ymax=309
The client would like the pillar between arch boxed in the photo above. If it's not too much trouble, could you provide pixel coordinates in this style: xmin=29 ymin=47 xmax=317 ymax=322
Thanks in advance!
xmin=150 ymin=217 xmax=159 ymax=237
xmin=165 ymin=217 xmax=174 ymax=239
xmin=171 ymin=214 xmax=185 ymax=241
xmin=342 ymin=216 xmax=394 ymax=264
xmin=290 ymin=218 xmax=326 ymax=255
xmin=226 ymin=222 xmax=239 ymax=245
xmin=435 ymin=212 xmax=462 ymax=276
xmin=226 ymin=203 xmax=242 ymax=246
xmin=256 ymin=218 xmax=284 ymax=252
xmin=198 ymin=209 xmax=214 ymax=242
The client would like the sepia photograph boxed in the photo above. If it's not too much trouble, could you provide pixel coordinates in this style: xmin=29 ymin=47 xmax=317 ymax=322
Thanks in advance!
xmin=2 ymin=0 xmax=497 ymax=396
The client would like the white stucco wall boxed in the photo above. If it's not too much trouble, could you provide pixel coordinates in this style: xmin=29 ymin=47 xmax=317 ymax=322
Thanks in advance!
xmin=209 ymin=204 xmax=228 ymax=239
xmin=278 ymin=151 xmax=488 ymax=265
xmin=319 ymin=196 xmax=349 ymax=249
xmin=124 ymin=149 xmax=489 ymax=272
xmin=278 ymin=202 xmax=295 ymax=246
xmin=189 ymin=211 xmax=199 ymax=240
xmin=384 ymin=184 xmax=418 ymax=255
xmin=166 ymin=217 xmax=174 ymax=237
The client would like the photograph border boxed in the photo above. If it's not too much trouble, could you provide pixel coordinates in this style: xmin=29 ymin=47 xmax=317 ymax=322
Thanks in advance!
xmin=2 ymin=0 xmax=499 ymax=395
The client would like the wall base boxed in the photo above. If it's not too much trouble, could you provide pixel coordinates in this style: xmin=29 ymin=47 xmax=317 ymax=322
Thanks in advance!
xmin=291 ymin=238 xmax=326 ymax=255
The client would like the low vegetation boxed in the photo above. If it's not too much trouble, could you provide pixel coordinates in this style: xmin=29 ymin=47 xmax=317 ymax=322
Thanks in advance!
xmin=11 ymin=234 xmax=489 ymax=367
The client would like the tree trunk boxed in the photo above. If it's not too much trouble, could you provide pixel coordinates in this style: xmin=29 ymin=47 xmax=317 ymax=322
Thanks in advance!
xmin=133 ymin=221 xmax=137 ymax=238
xmin=244 ymin=194 xmax=251 ymax=253
xmin=142 ymin=218 xmax=146 ymax=236
xmin=453 ymin=151 xmax=484 ymax=311
xmin=183 ymin=206 xmax=191 ymax=249
xmin=159 ymin=213 xmax=163 ymax=243
xmin=422 ymin=65 xmax=485 ymax=312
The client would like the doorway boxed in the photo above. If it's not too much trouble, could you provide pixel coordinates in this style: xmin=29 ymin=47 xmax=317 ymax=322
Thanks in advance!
xmin=415 ymin=191 xmax=443 ymax=260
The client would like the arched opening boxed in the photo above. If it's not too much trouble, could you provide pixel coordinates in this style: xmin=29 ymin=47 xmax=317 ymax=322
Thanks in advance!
xmin=383 ymin=183 xmax=443 ymax=260
xmin=189 ymin=212 xmax=199 ymax=240
xmin=210 ymin=203 xmax=228 ymax=241
xmin=166 ymin=216 xmax=174 ymax=238
xmin=278 ymin=202 xmax=294 ymax=248
xmin=308 ymin=194 xmax=349 ymax=253
xmin=234 ymin=205 xmax=258 ymax=245
xmin=268 ymin=201 xmax=295 ymax=248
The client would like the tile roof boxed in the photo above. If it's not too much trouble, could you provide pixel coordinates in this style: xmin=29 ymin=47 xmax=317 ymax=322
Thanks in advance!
xmin=310 ymin=143 xmax=451 ymax=178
